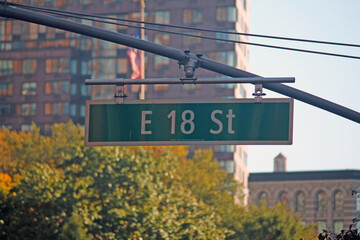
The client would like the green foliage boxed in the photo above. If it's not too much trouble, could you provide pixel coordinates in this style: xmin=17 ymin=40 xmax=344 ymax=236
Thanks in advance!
xmin=239 ymin=202 xmax=315 ymax=240
xmin=0 ymin=163 xmax=68 ymax=239
xmin=176 ymin=148 xmax=245 ymax=237
xmin=0 ymin=122 xmax=316 ymax=239
xmin=0 ymin=123 xmax=52 ymax=175
xmin=58 ymin=212 xmax=91 ymax=240
xmin=0 ymin=123 xmax=228 ymax=239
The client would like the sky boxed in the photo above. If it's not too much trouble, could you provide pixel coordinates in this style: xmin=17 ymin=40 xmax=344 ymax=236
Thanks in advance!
xmin=247 ymin=1 xmax=360 ymax=172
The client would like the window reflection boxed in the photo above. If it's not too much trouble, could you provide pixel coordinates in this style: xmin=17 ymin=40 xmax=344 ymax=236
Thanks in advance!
xmin=296 ymin=191 xmax=306 ymax=211
xmin=208 ymin=51 xmax=237 ymax=67
xmin=216 ymin=7 xmax=237 ymax=22
xmin=44 ymin=102 xmax=69 ymax=115
xmin=279 ymin=191 xmax=288 ymax=207
xmin=317 ymin=191 xmax=327 ymax=211
xmin=22 ymin=82 xmax=37 ymax=96
xmin=183 ymin=9 xmax=202 ymax=24
xmin=258 ymin=191 xmax=268 ymax=203
xmin=334 ymin=191 xmax=344 ymax=211
xmin=0 ymin=83 xmax=13 ymax=96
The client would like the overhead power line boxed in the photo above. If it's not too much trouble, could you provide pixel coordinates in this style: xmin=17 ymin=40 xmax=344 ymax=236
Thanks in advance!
xmin=9 ymin=2 xmax=360 ymax=49
xmin=7 ymin=3 xmax=360 ymax=60
xmin=1 ymin=2 xmax=360 ymax=123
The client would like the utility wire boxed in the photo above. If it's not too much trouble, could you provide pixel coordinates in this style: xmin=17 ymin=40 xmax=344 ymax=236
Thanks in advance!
xmin=9 ymin=2 xmax=360 ymax=48
xmin=8 ymin=3 xmax=360 ymax=60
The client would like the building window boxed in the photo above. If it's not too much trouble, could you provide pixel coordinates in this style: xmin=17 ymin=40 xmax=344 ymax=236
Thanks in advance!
xmin=334 ymin=191 xmax=344 ymax=211
xmin=80 ymin=104 xmax=86 ymax=117
xmin=117 ymin=58 xmax=128 ymax=74
xmin=216 ymin=6 xmax=237 ymax=22
xmin=216 ymin=29 xmax=239 ymax=43
xmin=0 ymin=83 xmax=13 ymax=96
xmin=317 ymin=191 xmax=327 ymax=211
xmin=154 ymin=55 xmax=169 ymax=70
xmin=45 ymin=81 xmax=69 ymax=95
xmin=218 ymin=159 xmax=235 ymax=174
xmin=317 ymin=221 xmax=327 ymax=234
xmin=154 ymin=84 xmax=169 ymax=91
xmin=208 ymin=51 xmax=237 ymax=67
xmin=279 ymin=191 xmax=288 ymax=207
xmin=22 ymin=82 xmax=37 ymax=96
xmin=81 ymin=85 xmax=90 ymax=96
xmin=334 ymin=221 xmax=344 ymax=234
xmin=80 ymin=0 xmax=92 ymax=5
xmin=18 ymin=103 xmax=36 ymax=116
xmin=183 ymin=9 xmax=202 ymax=24
xmin=154 ymin=34 xmax=170 ymax=45
xmin=154 ymin=11 xmax=170 ymax=24
xmin=0 ymin=104 xmax=11 ymax=116
xmin=81 ymin=60 xmax=91 ymax=75
xmin=219 ymin=83 xmax=235 ymax=89
xmin=44 ymin=102 xmax=69 ymax=115
xmin=20 ymin=124 xmax=33 ymax=132
xmin=0 ymin=60 xmax=13 ymax=76
xmin=70 ymin=104 xmax=76 ymax=116
xmin=46 ymin=58 xmax=75 ymax=74
xmin=258 ymin=191 xmax=268 ymax=204
xmin=243 ymin=0 xmax=247 ymax=11
xmin=70 ymin=83 xmax=77 ymax=95
xmin=183 ymin=32 xmax=202 ymax=45
xmin=356 ymin=194 xmax=360 ymax=211
xmin=218 ymin=145 xmax=235 ymax=153
xmin=91 ymin=58 xmax=116 ymax=79
xmin=38 ymin=123 xmax=52 ymax=135
xmin=296 ymin=191 xmax=306 ymax=211
xmin=22 ymin=59 xmax=37 ymax=74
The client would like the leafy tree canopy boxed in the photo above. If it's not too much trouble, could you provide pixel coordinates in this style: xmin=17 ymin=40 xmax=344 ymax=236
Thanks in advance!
xmin=0 ymin=122 xmax=315 ymax=239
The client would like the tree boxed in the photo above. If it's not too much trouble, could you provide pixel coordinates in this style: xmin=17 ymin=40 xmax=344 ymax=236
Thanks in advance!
xmin=0 ymin=163 xmax=68 ymax=239
xmin=0 ymin=122 xmax=316 ymax=239
xmin=239 ymin=202 xmax=315 ymax=240
xmin=0 ymin=124 xmax=53 ymax=176
xmin=175 ymin=148 xmax=315 ymax=239
xmin=58 ymin=212 xmax=91 ymax=240
xmin=0 ymin=123 xmax=228 ymax=239
xmin=175 ymin=148 xmax=245 ymax=237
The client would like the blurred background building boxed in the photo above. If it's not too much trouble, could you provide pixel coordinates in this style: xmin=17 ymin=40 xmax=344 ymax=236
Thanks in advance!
xmin=0 ymin=0 xmax=251 ymax=202
xmin=248 ymin=154 xmax=360 ymax=234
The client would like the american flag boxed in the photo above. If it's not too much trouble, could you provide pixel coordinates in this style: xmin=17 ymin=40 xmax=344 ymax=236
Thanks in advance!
xmin=127 ymin=30 xmax=141 ymax=79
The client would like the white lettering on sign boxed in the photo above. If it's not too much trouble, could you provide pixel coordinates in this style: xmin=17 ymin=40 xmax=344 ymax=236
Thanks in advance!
xmin=210 ymin=109 xmax=235 ymax=134
xmin=210 ymin=110 xmax=223 ymax=134
xmin=167 ymin=110 xmax=176 ymax=134
xmin=226 ymin=109 xmax=235 ymax=134
xmin=181 ymin=110 xmax=195 ymax=134
xmin=141 ymin=110 xmax=152 ymax=134
xmin=142 ymin=109 xmax=235 ymax=136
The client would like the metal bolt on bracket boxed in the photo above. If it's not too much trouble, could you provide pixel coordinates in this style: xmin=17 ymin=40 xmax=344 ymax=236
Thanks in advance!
xmin=178 ymin=49 xmax=201 ymax=82
xmin=114 ymin=85 xmax=127 ymax=103
xmin=253 ymin=84 xmax=266 ymax=102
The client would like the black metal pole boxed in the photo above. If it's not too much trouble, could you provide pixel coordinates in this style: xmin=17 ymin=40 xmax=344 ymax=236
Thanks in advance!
xmin=0 ymin=3 xmax=359 ymax=123
xmin=85 ymin=77 xmax=295 ymax=85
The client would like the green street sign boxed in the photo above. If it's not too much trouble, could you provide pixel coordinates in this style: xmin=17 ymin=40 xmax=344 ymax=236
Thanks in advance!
xmin=85 ymin=98 xmax=293 ymax=146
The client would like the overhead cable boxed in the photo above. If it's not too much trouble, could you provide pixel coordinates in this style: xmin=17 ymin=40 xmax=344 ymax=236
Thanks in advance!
xmin=9 ymin=2 xmax=360 ymax=48
xmin=8 ymin=3 xmax=360 ymax=60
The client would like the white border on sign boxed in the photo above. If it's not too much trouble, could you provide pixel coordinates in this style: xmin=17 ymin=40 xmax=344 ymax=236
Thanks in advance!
xmin=85 ymin=98 xmax=294 ymax=146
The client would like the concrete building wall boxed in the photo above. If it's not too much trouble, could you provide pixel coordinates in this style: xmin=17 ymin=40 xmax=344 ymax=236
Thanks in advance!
xmin=249 ymin=174 xmax=360 ymax=233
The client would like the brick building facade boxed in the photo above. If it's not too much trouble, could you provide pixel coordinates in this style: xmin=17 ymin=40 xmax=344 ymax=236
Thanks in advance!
xmin=248 ymin=155 xmax=360 ymax=234
xmin=0 ymin=0 xmax=251 ymax=199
